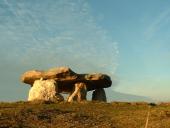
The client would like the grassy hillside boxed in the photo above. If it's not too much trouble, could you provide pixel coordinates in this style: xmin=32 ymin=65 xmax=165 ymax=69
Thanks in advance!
xmin=0 ymin=101 xmax=170 ymax=128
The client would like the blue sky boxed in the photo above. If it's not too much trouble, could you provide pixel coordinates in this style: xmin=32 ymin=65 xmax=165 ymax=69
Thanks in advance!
xmin=0 ymin=0 xmax=170 ymax=101
xmin=89 ymin=0 xmax=170 ymax=100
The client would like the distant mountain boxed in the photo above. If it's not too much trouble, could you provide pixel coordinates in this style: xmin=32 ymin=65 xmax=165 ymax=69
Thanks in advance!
xmin=73 ymin=89 xmax=154 ymax=103
xmin=106 ymin=90 xmax=153 ymax=102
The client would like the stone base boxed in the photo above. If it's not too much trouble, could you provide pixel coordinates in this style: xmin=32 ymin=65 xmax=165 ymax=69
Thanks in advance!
xmin=28 ymin=78 xmax=64 ymax=102
xmin=92 ymin=88 xmax=107 ymax=102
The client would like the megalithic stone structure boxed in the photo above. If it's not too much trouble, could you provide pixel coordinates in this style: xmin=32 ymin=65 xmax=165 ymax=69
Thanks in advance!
xmin=21 ymin=67 xmax=112 ymax=102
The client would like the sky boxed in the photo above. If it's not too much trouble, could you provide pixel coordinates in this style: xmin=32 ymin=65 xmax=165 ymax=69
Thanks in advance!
xmin=0 ymin=0 xmax=170 ymax=102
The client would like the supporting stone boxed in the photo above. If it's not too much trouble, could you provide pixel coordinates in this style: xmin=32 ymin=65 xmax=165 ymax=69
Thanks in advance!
xmin=92 ymin=88 xmax=107 ymax=102
xmin=28 ymin=78 xmax=64 ymax=102
xmin=67 ymin=82 xmax=87 ymax=102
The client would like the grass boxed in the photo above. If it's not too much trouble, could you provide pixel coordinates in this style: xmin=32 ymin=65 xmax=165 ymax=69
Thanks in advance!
xmin=0 ymin=101 xmax=170 ymax=128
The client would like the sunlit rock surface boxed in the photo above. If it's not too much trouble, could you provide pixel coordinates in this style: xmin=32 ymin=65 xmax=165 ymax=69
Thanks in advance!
xmin=28 ymin=78 xmax=64 ymax=102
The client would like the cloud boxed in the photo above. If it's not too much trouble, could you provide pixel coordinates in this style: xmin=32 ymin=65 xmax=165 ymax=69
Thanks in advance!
xmin=144 ymin=9 xmax=170 ymax=39
xmin=0 ymin=0 xmax=119 ymax=100
xmin=0 ymin=0 xmax=118 ymax=75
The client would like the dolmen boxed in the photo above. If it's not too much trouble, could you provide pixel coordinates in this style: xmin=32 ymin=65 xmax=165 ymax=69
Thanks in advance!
xmin=21 ymin=67 xmax=112 ymax=102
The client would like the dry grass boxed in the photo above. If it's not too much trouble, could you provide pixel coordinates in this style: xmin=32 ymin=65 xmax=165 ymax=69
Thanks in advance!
xmin=0 ymin=101 xmax=170 ymax=128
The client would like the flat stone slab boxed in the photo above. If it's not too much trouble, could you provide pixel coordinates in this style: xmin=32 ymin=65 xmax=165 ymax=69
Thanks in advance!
xmin=21 ymin=67 xmax=112 ymax=91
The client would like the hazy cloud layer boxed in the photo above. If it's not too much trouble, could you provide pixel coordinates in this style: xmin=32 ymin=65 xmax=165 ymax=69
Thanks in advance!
xmin=0 ymin=0 xmax=118 ymax=101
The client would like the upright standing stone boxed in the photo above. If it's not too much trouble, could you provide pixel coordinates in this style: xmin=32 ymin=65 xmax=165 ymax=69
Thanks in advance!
xmin=67 ymin=82 xmax=87 ymax=102
xmin=92 ymin=88 xmax=107 ymax=102
xmin=28 ymin=78 xmax=64 ymax=102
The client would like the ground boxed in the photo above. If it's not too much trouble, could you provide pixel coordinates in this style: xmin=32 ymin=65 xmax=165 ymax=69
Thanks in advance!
xmin=0 ymin=101 xmax=170 ymax=128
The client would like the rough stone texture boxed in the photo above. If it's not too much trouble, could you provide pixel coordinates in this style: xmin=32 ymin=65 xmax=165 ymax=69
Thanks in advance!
xmin=92 ymin=88 xmax=107 ymax=102
xmin=67 ymin=82 xmax=87 ymax=102
xmin=21 ymin=67 xmax=77 ymax=85
xmin=28 ymin=78 xmax=64 ymax=102
xmin=21 ymin=67 xmax=112 ymax=92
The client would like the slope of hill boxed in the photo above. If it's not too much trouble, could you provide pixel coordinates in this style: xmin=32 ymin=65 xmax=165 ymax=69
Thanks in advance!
xmin=0 ymin=101 xmax=170 ymax=128
xmin=106 ymin=90 xmax=153 ymax=102
xmin=87 ymin=90 xmax=153 ymax=102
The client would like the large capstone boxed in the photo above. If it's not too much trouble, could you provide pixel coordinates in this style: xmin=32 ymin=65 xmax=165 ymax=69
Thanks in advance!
xmin=21 ymin=66 xmax=112 ymax=92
